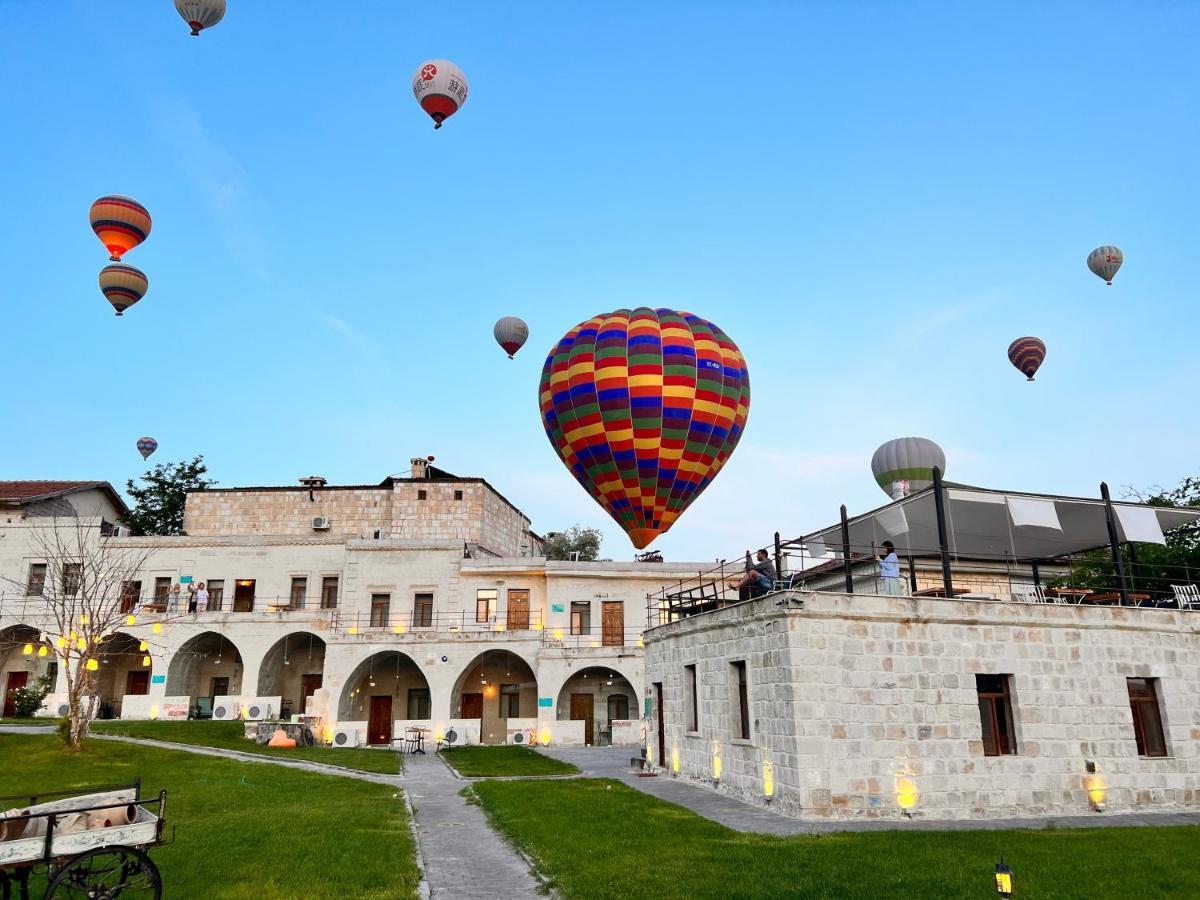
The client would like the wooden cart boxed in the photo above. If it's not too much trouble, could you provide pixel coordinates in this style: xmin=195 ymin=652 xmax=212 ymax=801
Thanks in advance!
xmin=0 ymin=780 xmax=167 ymax=900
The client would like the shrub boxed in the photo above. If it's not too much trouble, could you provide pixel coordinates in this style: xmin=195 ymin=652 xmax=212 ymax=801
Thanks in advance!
xmin=10 ymin=674 xmax=50 ymax=718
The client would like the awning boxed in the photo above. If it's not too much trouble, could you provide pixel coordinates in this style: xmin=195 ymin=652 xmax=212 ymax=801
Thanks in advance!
xmin=796 ymin=483 xmax=1200 ymax=562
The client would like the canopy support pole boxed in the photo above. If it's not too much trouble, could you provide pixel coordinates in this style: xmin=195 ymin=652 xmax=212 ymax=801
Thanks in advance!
xmin=1100 ymin=482 xmax=1130 ymax=605
xmin=840 ymin=505 xmax=854 ymax=594
xmin=932 ymin=466 xmax=954 ymax=598
xmin=907 ymin=555 xmax=918 ymax=593
xmin=1031 ymin=559 xmax=1041 ymax=590
xmin=1126 ymin=542 xmax=1139 ymax=593
xmin=774 ymin=532 xmax=783 ymax=581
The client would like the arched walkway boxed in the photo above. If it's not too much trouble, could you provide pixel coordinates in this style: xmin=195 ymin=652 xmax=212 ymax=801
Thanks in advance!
xmin=451 ymin=649 xmax=538 ymax=745
xmin=165 ymin=632 xmax=244 ymax=706
xmin=1 ymin=624 xmax=47 ymax=718
xmin=555 ymin=666 xmax=637 ymax=747
xmin=257 ymin=632 xmax=326 ymax=719
xmin=94 ymin=632 xmax=152 ymax=719
xmin=338 ymin=650 xmax=430 ymax=746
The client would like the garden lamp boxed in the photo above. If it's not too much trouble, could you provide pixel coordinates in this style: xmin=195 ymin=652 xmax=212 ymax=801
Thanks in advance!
xmin=994 ymin=858 xmax=1013 ymax=897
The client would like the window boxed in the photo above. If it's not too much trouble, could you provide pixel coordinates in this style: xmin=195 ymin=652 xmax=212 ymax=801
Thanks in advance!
xmin=500 ymin=684 xmax=520 ymax=718
xmin=685 ymin=665 xmax=698 ymax=732
xmin=1127 ymin=678 xmax=1168 ymax=757
xmin=413 ymin=593 xmax=433 ymax=628
xmin=476 ymin=589 xmax=496 ymax=624
xmin=320 ymin=576 xmax=339 ymax=609
xmin=417 ymin=489 xmax=427 ymax=501
xmin=26 ymin=563 xmax=46 ymax=596
xmin=290 ymin=577 xmax=307 ymax=610
xmin=608 ymin=694 xmax=629 ymax=722
xmin=407 ymin=688 xmax=431 ymax=719
xmin=120 ymin=581 xmax=141 ymax=613
xmin=570 ymin=601 xmax=591 ymax=636
xmin=454 ymin=490 xmax=463 ymax=501
xmin=63 ymin=563 xmax=82 ymax=597
xmin=370 ymin=593 xmax=391 ymax=627
xmin=154 ymin=577 xmax=171 ymax=605
xmin=976 ymin=674 xmax=1017 ymax=756
xmin=506 ymin=589 xmax=530 ymax=630
xmin=732 ymin=660 xmax=750 ymax=740
xmin=207 ymin=579 xmax=224 ymax=611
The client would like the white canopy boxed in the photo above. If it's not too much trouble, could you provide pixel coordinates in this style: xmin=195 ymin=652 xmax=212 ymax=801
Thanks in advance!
xmin=799 ymin=483 xmax=1200 ymax=561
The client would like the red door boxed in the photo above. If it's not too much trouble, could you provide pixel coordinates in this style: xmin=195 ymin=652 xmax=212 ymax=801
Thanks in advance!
xmin=461 ymin=692 xmax=483 ymax=722
xmin=125 ymin=670 xmax=150 ymax=696
xmin=368 ymin=696 xmax=393 ymax=746
xmin=4 ymin=672 xmax=30 ymax=718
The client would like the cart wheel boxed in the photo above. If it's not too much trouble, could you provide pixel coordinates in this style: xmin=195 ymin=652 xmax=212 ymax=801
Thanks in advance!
xmin=0 ymin=870 xmax=10 ymax=900
xmin=44 ymin=846 xmax=161 ymax=900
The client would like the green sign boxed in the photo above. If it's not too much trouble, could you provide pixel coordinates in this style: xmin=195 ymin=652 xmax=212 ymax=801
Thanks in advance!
xmin=179 ymin=576 xmax=193 ymax=584
xmin=551 ymin=603 xmax=564 ymax=613
xmin=538 ymin=697 xmax=553 ymax=708
xmin=644 ymin=696 xmax=652 ymax=717
xmin=151 ymin=675 xmax=166 ymax=684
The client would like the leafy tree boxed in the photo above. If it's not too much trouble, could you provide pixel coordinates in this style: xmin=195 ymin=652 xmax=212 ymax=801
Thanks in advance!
xmin=125 ymin=456 xmax=216 ymax=536
xmin=543 ymin=525 xmax=602 ymax=561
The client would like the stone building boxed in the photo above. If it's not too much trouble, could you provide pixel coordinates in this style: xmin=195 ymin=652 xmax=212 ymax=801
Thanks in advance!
xmin=0 ymin=464 xmax=702 ymax=747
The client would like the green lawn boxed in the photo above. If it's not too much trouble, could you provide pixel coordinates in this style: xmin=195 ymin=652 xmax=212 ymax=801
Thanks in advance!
xmin=440 ymin=745 xmax=580 ymax=777
xmin=0 ymin=718 xmax=50 ymax=727
xmin=89 ymin=720 xmax=401 ymax=775
xmin=0 ymin=734 xmax=418 ymax=899
xmin=471 ymin=778 xmax=1200 ymax=900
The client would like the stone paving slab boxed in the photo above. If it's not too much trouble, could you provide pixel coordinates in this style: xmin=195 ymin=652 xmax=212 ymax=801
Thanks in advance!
xmin=542 ymin=747 xmax=1200 ymax=835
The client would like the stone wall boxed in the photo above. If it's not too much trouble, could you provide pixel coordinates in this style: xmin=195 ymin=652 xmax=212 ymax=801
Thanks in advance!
xmin=645 ymin=591 xmax=1200 ymax=821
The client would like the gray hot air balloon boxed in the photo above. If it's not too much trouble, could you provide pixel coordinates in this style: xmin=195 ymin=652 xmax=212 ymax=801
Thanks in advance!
xmin=1087 ymin=245 xmax=1123 ymax=285
xmin=493 ymin=316 xmax=529 ymax=359
xmin=871 ymin=437 xmax=946 ymax=499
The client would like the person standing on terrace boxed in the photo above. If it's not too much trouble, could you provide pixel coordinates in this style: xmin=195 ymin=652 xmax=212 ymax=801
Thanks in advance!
xmin=877 ymin=541 xmax=903 ymax=595
xmin=729 ymin=549 xmax=778 ymax=598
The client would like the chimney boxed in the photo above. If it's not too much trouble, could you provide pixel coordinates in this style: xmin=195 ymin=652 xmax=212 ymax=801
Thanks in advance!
xmin=410 ymin=458 xmax=429 ymax=479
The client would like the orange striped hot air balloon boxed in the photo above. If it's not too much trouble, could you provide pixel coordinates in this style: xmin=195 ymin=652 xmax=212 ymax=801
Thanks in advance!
xmin=98 ymin=264 xmax=148 ymax=317
xmin=539 ymin=307 xmax=750 ymax=549
xmin=89 ymin=196 xmax=151 ymax=261
xmin=1007 ymin=336 xmax=1046 ymax=381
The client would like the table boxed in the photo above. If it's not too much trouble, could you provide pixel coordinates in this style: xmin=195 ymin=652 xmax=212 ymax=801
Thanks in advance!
xmin=1080 ymin=592 xmax=1152 ymax=606
xmin=1044 ymin=587 xmax=1093 ymax=604
xmin=912 ymin=587 xmax=971 ymax=598
xmin=393 ymin=727 xmax=429 ymax=754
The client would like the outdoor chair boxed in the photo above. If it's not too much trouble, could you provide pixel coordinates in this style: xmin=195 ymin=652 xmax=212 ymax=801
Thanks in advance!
xmin=1010 ymin=584 xmax=1047 ymax=604
xmin=193 ymin=696 xmax=214 ymax=720
xmin=1170 ymin=584 xmax=1200 ymax=610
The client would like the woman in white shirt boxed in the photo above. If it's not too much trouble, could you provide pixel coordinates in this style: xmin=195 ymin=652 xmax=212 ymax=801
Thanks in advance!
xmin=195 ymin=582 xmax=209 ymax=614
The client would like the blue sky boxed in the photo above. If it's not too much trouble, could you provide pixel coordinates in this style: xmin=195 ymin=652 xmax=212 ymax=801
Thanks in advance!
xmin=3 ymin=2 xmax=1198 ymax=561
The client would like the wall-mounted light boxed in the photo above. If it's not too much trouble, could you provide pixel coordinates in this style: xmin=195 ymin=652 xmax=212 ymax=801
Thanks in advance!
xmin=895 ymin=776 xmax=918 ymax=813
xmin=348 ymin=626 xmax=358 ymax=635
xmin=1085 ymin=773 xmax=1107 ymax=812
xmin=711 ymin=742 xmax=722 ymax=780
xmin=671 ymin=746 xmax=680 ymax=774
xmin=553 ymin=628 xmax=564 ymax=641
xmin=393 ymin=624 xmax=406 ymax=635
xmin=763 ymin=760 xmax=775 ymax=799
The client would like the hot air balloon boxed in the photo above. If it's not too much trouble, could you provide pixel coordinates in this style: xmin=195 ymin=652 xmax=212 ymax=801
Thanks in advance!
xmin=89 ymin=196 xmax=151 ymax=261
xmin=1087 ymin=245 xmax=1123 ymax=285
xmin=98 ymin=264 xmax=148 ymax=317
xmin=871 ymin=437 xmax=946 ymax=499
xmin=136 ymin=437 xmax=158 ymax=460
xmin=494 ymin=317 xmax=529 ymax=359
xmin=1008 ymin=336 xmax=1046 ymax=382
xmin=539 ymin=307 xmax=750 ymax=549
xmin=175 ymin=0 xmax=225 ymax=36
xmin=412 ymin=60 xmax=469 ymax=129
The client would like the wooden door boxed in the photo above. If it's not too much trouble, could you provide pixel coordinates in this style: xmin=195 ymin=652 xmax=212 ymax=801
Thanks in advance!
xmin=233 ymin=580 xmax=255 ymax=612
xmin=602 ymin=601 xmax=624 ymax=646
xmin=654 ymin=683 xmax=665 ymax=767
xmin=210 ymin=677 xmax=230 ymax=697
xmin=301 ymin=674 xmax=323 ymax=710
xmin=368 ymin=695 xmax=393 ymax=745
xmin=570 ymin=693 xmax=595 ymax=745
xmin=461 ymin=692 xmax=483 ymax=721
xmin=3 ymin=672 xmax=29 ymax=718
xmin=125 ymin=670 xmax=150 ymax=696
xmin=507 ymin=591 xmax=529 ymax=630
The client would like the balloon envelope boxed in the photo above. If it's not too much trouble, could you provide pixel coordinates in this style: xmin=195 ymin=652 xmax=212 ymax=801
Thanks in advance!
xmin=136 ymin=437 xmax=158 ymax=460
xmin=494 ymin=317 xmax=529 ymax=358
xmin=412 ymin=60 xmax=469 ymax=129
xmin=90 ymin=196 xmax=151 ymax=261
xmin=539 ymin=307 xmax=750 ymax=549
xmin=1087 ymin=245 xmax=1123 ymax=285
xmin=174 ymin=0 xmax=225 ymax=35
xmin=98 ymin=264 xmax=148 ymax=316
xmin=1008 ymin=336 xmax=1046 ymax=381
xmin=871 ymin=437 xmax=946 ymax=498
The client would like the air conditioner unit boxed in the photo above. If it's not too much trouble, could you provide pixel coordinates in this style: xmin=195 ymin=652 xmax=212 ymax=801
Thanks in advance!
xmin=508 ymin=731 xmax=528 ymax=746
xmin=332 ymin=727 xmax=358 ymax=748
xmin=312 ymin=516 xmax=330 ymax=530
xmin=245 ymin=702 xmax=272 ymax=721
xmin=212 ymin=700 xmax=240 ymax=721
xmin=57 ymin=702 xmax=70 ymax=718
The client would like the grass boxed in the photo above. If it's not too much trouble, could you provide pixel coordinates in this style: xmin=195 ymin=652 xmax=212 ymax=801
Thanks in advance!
xmin=471 ymin=778 xmax=1200 ymax=899
xmin=0 ymin=734 xmax=418 ymax=899
xmin=0 ymin=718 xmax=50 ymax=727
xmin=440 ymin=745 xmax=579 ymax=777
xmin=88 ymin=720 xmax=402 ymax=775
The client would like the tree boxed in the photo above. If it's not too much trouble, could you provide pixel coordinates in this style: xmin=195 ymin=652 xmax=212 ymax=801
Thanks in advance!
xmin=125 ymin=456 xmax=216 ymax=536
xmin=543 ymin=525 xmax=602 ymax=561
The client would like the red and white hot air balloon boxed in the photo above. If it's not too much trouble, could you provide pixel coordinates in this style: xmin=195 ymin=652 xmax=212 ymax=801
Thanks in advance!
xmin=493 ymin=317 xmax=529 ymax=359
xmin=412 ymin=60 xmax=469 ymax=129
xmin=174 ymin=0 xmax=225 ymax=37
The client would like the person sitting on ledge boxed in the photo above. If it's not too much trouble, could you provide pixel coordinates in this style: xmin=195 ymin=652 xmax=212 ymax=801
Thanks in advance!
xmin=729 ymin=549 xmax=778 ymax=598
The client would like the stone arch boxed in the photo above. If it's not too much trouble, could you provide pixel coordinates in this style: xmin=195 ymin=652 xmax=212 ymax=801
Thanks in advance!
xmin=165 ymin=631 xmax=245 ymax=703
xmin=1 ymin=624 xmax=50 ymax=717
xmin=94 ymin=632 xmax=153 ymax=717
xmin=554 ymin=665 xmax=639 ymax=747
xmin=256 ymin=631 xmax=327 ymax=718
xmin=450 ymin=648 xmax=538 ymax=745
xmin=337 ymin=649 xmax=431 ymax=744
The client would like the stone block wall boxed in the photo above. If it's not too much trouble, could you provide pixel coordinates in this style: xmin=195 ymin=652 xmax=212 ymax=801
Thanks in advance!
xmin=646 ymin=592 xmax=1200 ymax=821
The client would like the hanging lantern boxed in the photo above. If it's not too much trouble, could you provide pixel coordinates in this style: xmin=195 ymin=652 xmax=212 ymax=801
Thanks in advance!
xmin=56 ymin=636 xmax=66 ymax=649
xmin=142 ymin=656 xmax=151 ymax=667
xmin=69 ymin=631 xmax=77 ymax=640
xmin=80 ymin=614 xmax=89 ymax=625
xmin=139 ymin=640 xmax=148 ymax=651
xmin=393 ymin=624 xmax=406 ymax=635
xmin=127 ymin=614 xmax=137 ymax=626
xmin=37 ymin=645 xmax=48 ymax=658
xmin=153 ymin=623 xmax=162 ymax=634
xmin=86 ymin=658 xmax=99 ymax=671
xmin=76 ymin=638 xmax=86 ymax=651
xmin=994 ymin=859 xmax=1013 ymax=897
xmin=22 ymin=643 xmax=33 ymax=655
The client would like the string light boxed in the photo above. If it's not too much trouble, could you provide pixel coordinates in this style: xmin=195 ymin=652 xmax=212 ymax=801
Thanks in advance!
xmin=142 ymin=656 xmax=151 ymax=667
xmin=22 ymin=643 xmax=33 ymax=656
xmin=37 ymin=646 xmax=48 ymax=658
xmin=139 ymin=640 xmax=148 ymax=651
xmin=86 ymin=659 xmax=99 ymax=672
xmin=127 ymin=614 xmax=136 ymax=626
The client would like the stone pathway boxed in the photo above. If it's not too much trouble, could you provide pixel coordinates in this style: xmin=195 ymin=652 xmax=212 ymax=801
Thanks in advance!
xmin=543 ymin=747 xmax=1200 ymax=835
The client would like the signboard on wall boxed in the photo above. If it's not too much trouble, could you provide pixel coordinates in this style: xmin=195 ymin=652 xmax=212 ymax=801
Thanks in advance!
xmin=151 ymin=675 xmax=165 ymax=685
xmin=538 ymin=697 xmax=553 ymax=708
xmin=551 ymin=604 xmax=564 ymax=613
xmin=179 ymin=576 xmax=193 ymax=584
xmin=644 ymin=697 xmax=652 ymax=717
xmin=163 ymin=703 xmax=189 ymax=720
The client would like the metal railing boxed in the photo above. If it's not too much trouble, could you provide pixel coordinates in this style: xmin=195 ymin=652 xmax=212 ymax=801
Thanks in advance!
xmin=539 ymin=625 xmax=644 ymax=650
xmin=338 ymin=609 xmax=545 ymax=636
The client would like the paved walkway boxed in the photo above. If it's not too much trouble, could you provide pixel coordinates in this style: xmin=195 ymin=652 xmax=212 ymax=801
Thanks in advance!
xmin=543 ymin=747 xmax=1200 ymax=835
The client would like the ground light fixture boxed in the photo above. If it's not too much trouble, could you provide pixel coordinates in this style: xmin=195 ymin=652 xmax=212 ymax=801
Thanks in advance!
xmin=994 ymin=858 xmax=1013 ymax=897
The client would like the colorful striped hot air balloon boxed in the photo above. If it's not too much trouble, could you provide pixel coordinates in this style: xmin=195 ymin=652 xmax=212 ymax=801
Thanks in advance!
xmin=90 ymin=196 xmax=151 ymax=261
xmin=98 ymin=264 xmax=148 ymax=316
xmin=494 ymin=317 xmax=529 ymax=359
xmin=136 ymin=437 xmax=158 ymax=460
xmin=412 ymin=60 xmax=469 ymax=129
xmin=539 ymin=307 xmax=751 ymax=549
xmin=1008 ymin=337 xmax=1046 ymax=381
xmin=871 ymin=437 xmax=946 ymax=499
xmin=1087 ymin=245 xmax=1123 ymax=285
xmin=174 ymin=0 xmax=225 ymax=36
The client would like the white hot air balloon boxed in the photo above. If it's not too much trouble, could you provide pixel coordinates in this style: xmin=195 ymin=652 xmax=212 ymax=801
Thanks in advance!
xmin=871 ymin=437 xmax=946 ymax=499
xmin=175 ymin=0 xmax=225 ymax=37
xmin=493 ymin=317 xmax=529 ymax=359
xmin=1087 ymin=245 xmax=1123 ymax=285
xmin=412 ymin=59 xmax=469 ymax=129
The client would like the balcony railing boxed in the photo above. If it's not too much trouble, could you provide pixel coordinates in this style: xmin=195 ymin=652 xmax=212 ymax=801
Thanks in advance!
xmin=338 ymin=609 xmax=546 ymax=636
